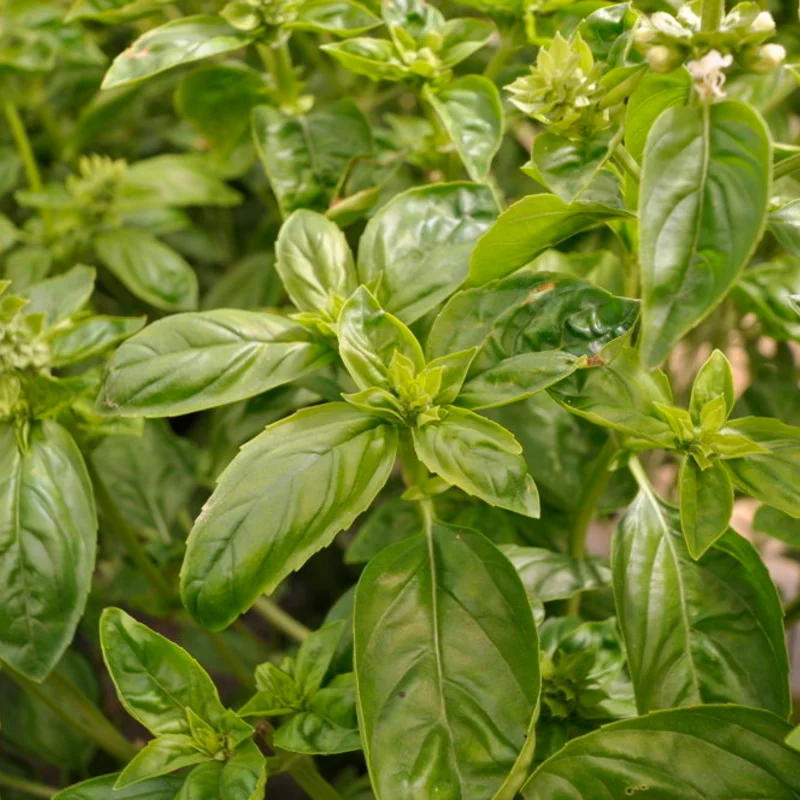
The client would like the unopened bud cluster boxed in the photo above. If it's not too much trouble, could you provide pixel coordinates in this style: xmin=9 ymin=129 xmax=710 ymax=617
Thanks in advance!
xmin=222 ymin=0 xmax=302 ymax=38
xmin=391 ymin=26 xmax=450 ymax=83
xmin=66 ymin=154 xmax=127 ymax=228
xmin=506 ymin=33 xmax=609 ymax=139
xmin=0 ymin=309 xmax=49 ymax=374
xmin=634 ymin=2 xmax=785 ymax=91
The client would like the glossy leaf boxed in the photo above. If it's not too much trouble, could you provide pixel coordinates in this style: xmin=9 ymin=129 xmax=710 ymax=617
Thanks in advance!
xmin=357 ymin=182 xmax=497 ymax=323
xmin=102 ymin=16 xmax=252 ymax=89
xmin=175 ymin=741 xmax=266 ymax=800
xmin=101 ymin=310 xmax=332 ymax=416
xmin=412 ymin=406 xmax=540 ymax=516
xmin=428 ymin=269 xmax=639 ymax=409
xmin=724 ymin=417 xmax=800 ymax=518
xmin=679 ymin=458 xmax=733 ymax=559
xmin=427 ymin=76 xmax=503 ymax=182
xmin=100 ymin=607 xmax=228 ymax=735
xmin=345 ymin=496 xmax=422 ymax=564
xmin=291 ymin=0 xmax=381 ymax=35
xmin=355 ymin=523 xmax=541 ymax=800
xmin=338 ymin=286 xmax=424 ymax=391
xmin=321 ymin=38 xmax=408 ymax=81
xmin=754 ymin=505 xmax=800 ymax=548
xmin=53 ymin=774 xmax=184 ymax=800
xmin=689 ymin=348 xmax=735 ymax=421
xmin=768 ymin=200 xmax=800 ymax=257
xmin=469 ymin=193 xmax=633 ymax=285
xmin=638 ymin=101 xmax=771 ymax=367
xmin=612 ymin=489 xmax=790 ymax=716
xmin=48 ymin=315 xmax=145 ymax=367
xmin=0 ymin=421 xmax=96 ymax=681
xmin=252 ymin=101 xmax=374 ymax=217
xmin=275 ymin=209 xmax=357 ymax=313
xmin=116 ymin=735 xmax=206 ymax=788
xmin=23 ymin=265 xmax=94 ymax=323
xmin=500 ymin=544 xmax=610 ymax=602
xmin=94 ymin=228 xmax=198 ymax=312
xmin=522 ymin=706 xmax=800 ymax=798
xmin=181 ymin=404 xmax=397 ymax=630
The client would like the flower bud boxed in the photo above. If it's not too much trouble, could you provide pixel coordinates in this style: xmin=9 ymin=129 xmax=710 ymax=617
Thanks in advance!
xmin=743 ymin=42 xmax=787 ymax=73
xmin=647 ymin=44 xmax=682 ymax=73
xmin=751 ymin=11 xmax=776 ymax=33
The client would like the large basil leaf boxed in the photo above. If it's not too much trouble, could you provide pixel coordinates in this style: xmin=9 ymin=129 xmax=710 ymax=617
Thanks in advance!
xmin=23 ymin=264 xmax=94 ymax=323
xmin=426 ymin=76 xmax=503 ymax=182
xmin=548 ymin=348 xmax=675 ymax=447
xmin=724 ymin=417 xmax=800 ymax=517
xmin=101 ymin=310 xmax=333 ymax=416
xmin=638 ymin=100 xmax=771 ymax=367
xmin=100 ymin=607 xmax=228 ymax=735
xmin=469 ymin=194 xmax=632 ymax=285
xmin=102 ymin=16 xmax=252 ymax=89
xmin=612 ymin=489 xmax=790 ymax=716
xmin=252 ymin=100 xmax=374 ymax=217
xmin=181 ymin=404 xmax=397 ymax=630
xmin=412 ymin=407 xmax=539 ymax=516
xmin=53 ymin=774 xmax=185 ymax=800
xmin=357 ymin=183 xmax=497 ymax=324
xmin=94 ymin=228 xmax=198 ymax=312
xmin=522 ymin=706 xmax=800 ymax=798
xmin=91 ymin=421 xmax=198 ymax=542
xmin=290 ymin=0 xmax=381 ymax=35
xmin=0 ymin=421 xmax=96 ymax=681
xmin=428 ymin=269 xmax=639 ymax=409
xmin=275 ymin=209 xmax=357 ymax=313
xmin=355 ymin=523 xmax=541 ymax=800
xmin=500 ymin=545 xmax=610 ymax=603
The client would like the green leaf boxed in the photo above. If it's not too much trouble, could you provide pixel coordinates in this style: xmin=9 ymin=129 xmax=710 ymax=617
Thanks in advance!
xmin=66 ymin=0 xmax=173 ymax=23
xmin=101 ymin=310 xmax=332 ymax=416
xmin=768 ymin=199 xmax=800 ymax=257
xmin=754 ymin=504 xmax=800 ymax=548
xmin=90 ymin=421 xmax=198 ymax=542
xmin=175 ymin=741 xmax=266 ymax=800
xmin=252 ymin=100 xmax=374 ymax=217
xmin=679 ymin=458 xmax=733 ymax=559
xmin=428 ymin=269 xmax=639 ymax=410
xmin=94 ymin=228 xmax=198 ymax=312
xmin=102 ymin=16 xmax=252 ymax=89
xmin=500 ymin=544 xmax=611 ymax=602
xmin=239 ymin=663 xmax=302 ymax=717
xmin=639 ymin=101 xmax=771 ymax=367
xmin=275 ymin=209 xmax=357 ymax=314
xmin=0 ymin=421 xmax=96 ymax=681
xmin=526 ymin=129 xmax=622 ymax=207
xmin=689 ymin=348 xmax=735 ymax=422
xmin=522 ymin=706 xmax=800 ymax=798
xmin=294 ymin=620 xmax=346 ymax=699
xmin=412 ymin=406 xmax=539 ymax=516
xmin=321 ymin=38 xmax=408 ymax=81
xmin=338 ymin=286 xmax=424 ymax=391
xmin=53 ymin=774 xmax=184 ymax=800
xmin=735 ymin=260 xmax=800 ymax=342
xmin=23 ymin=265 xmax=94 ymax=324
xmin=290 ymin=0 xmax=381 ymax=35
xmin=48 ymin=315 xmax=145 ymax=367
xmin=116 ymin=735 xmax=206 ymax=789
xmin=100 ymin=607 xmax=228 ymax=735
xmin=724 ymin=417 xmax=800 ymax=518
xmin=468 ymin=194 xmax=633 ymax=285
xmin=175 ymin=61 xmax=267 ymax=153
xmin=612 ymin=489 xmax=790 ymax=716
xmin=624 ymin=69 xmax=691 ymax=163
xmin=426 ymin=76 xmax=503 ymax=183
xmin=345 ymin=496 xmax=422 ymax=564
xmin=181 ymin=404 xmax=398 ymax=630
xmin=358 ymin=182 xmax=498 ymax=324
xmin=439 ymin=17 xmax=494 ymax=66
xmin=548 ymin=348 xmax=675 ymax=447
xmin=355 ymin=523 xmax=541 ymax=800
xmin=120 ymin=154 xmax=243 ymax=208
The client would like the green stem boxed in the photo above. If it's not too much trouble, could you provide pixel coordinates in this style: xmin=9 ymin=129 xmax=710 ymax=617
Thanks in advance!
xmin=0 ymin=772 xmax=56 ymax=799
xmin=252 ymin=597 xmax=310 ymax=643
xmin=611 ymin=143 xmax=642 ymax=184
xmin=7 ymin=667 xmax=137 ymax=762
xmin=700 ymin=0 xmax=724 ymax=31
xmin=773 ymin=151 xmax=800 ymax=180
xmin=484 ymin=37 xmax=517 ymax=81
xmin=259 ymin=40 xmax=298 ymax=107
xmin=3 ymin=99 xmax=52 ymax=233
xmin=566 ymin=436 xmax=618 ymax=615
xmin=628 ymin=455 xmax=653 ymax=495
xmin=87 ymin=460 xmax=175 ymax=601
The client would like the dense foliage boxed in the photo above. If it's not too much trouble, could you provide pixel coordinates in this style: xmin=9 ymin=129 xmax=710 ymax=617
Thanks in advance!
xmin=2 ymin=0 xmax=800 ymax=797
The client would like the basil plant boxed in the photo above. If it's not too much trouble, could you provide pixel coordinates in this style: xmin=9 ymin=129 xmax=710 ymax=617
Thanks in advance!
xmin=3 ymin=0 xmax=800 ymax=797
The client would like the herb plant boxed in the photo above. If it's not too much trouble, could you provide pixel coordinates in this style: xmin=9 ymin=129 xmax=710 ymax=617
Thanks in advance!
xmin=2 ymin=0 xmax=800 ymax=798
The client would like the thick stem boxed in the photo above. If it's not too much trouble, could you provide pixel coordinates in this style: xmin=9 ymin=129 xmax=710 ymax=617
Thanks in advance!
xmin=252 ymin=597 xmax=310 ymax=643
xmin=87 ymin=460 xmax=175 ymax=601
xmin=566 ymin=436 xmax=618 ymax=615
xmin=7 ymin=667 xmax=137 ymax=762
xmin=611 ymin=144 xmax=642 ymax=184
xmin=700 ymin=0 xmax=724 ymax=32
xmin=0 ymin=772 xmax=56 ymax=799
xmin=259 ymin=40 xmax=298 ymax=108
xmin=628 ymin=455 xmax=653 ymax=495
